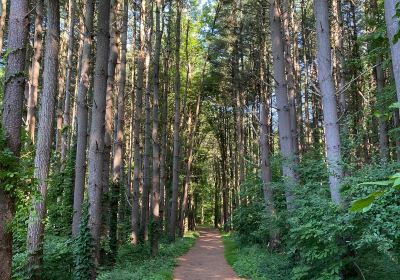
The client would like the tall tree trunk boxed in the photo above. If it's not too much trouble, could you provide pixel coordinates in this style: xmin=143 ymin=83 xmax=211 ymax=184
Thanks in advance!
xmin=141 ymin=0 xmax=152 ymax=242
xmin=168 ymin=0 xmax=182 ymax=241
xmin=259 ymin=13 xmax=279 ymax=247
xmin=110 ymin=0 xmax=128 ymax=261
xmin=26 ymin=0 xmax=44 ymax=143
xmin=281 ymin=0 xmax=299 ymax=157
xmin=179 ymin=95 xmax=200 ymax=237
xmin=102 ymin=1 xmax=120 ymax=237
xmin=0 ymin=0 xmax=6 ymax=54
xmin=61 ymin=0 xmax=76 ymax=160
xmin=131 ymin=0 xmax=146 ymax=246
xmin=72 ymin=0 xmax=95 ymax=237
xmin=385 ymin=0 xmax=400 ymax=102
xmin=27 ymin=1 xmax=60 ymax=278
xmin=0 ymin=1 xmax=29 ymax=278
xmin=375 ymin=56 xmax=388 ymax=161
xmin=160 ymin=2 xmax=172 ymax=228
xmin=87 ymin=0 xmax=111 ymax=275
xmin=314 ymin=0 xmax=343 ymax=205
xmin=269 ymin=0 xmax=297 ymax=211
xmin=151 ymin=0 xmax=163 ymax=256
xmin=332 ymin=0 xmax=346 ymax=113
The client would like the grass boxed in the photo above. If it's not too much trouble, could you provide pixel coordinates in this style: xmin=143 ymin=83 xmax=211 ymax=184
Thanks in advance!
xmin=98 ymin=231 xmax=198 ymax=280
xmin=221 ymin=233 xmax=292 ymax=280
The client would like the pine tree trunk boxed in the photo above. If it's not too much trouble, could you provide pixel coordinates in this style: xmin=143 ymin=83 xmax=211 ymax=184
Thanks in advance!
xmin=314 ymin=0 xmax=343 ymax=205
xmin=26 ymin=0 xmax=44 ymax=143
xmin=269 ymin=0 xmax=297 ymax=211
xmin=0 ymin=1 xmax=29 ymax=278
xmin=87 ymin=0 xmax=111 ymax=275
xmin=27 ymin=1 xmax=60 ymax=278
xmin=72 ymin=0 xmax=95 ymax=237
xmin=110 ymin=0 xmax=128 ymax=261
xmin=168 ymin=0 xmax=182 ymax=241
xmin=376 ymin=56 xmax=389 ymax=161
xmin=141 ymin=0 xmax=152 ymax=242
xmin=150 ymin=0 xmax=163 ymax=256
xmin=131 ymin=0 xmax=146 ymax=246
xmin=0 ymin=0 xmax=6 ymax=54
xmin=385 ymin=0 xmax=400 ymax=102
xmin=61 ymin=0 xmax=76 ymax=160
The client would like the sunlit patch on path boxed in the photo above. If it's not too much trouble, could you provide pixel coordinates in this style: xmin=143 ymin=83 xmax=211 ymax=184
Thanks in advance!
xmin=174 ymin=228 xmax=241 ymax=280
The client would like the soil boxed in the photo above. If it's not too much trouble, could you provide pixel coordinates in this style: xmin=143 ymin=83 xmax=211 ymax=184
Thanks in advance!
xmin=173 ymin=228 xmax=241 ymax=280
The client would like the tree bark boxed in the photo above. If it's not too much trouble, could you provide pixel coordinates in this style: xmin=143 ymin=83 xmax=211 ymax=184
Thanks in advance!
xmin=0 ymin=0 xmax=6 ymax=54
xmin=27 ymin=1 xmax=60 ymax=278
xmin=168 ymin=0 xmax=182 ymax=241
xmin=61 ymin=0 xmax=76 ymax=160
xmin=150 ymin=0 xmax=163 ymax=256
xmin=110 ymin=0 xmax=128 ymax=261
xmin=314 ymin=0 xmax=343 ymax=205
xmin=269 ymin=0 xmax=297 ymax=211
xmin=385 ymin=0 xmax=400 ymax=102
xmin=131 ymin=0 xmax=146 ymax=246
xmin=72 ymin=0 xmax=95 ymax=237
xmin=0 ymin=1 xmax=29 ymax=278
xmin=141 ymin=0 xmax=152 ymax=242
xmin=26 ymin=0 xmax=44 ymax=143
xmin=87 ymin=0 xmax=111 ymax=275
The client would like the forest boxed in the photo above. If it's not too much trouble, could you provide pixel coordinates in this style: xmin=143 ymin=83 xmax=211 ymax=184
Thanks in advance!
xmin=1 ymin=0 xmax=400 ymax=279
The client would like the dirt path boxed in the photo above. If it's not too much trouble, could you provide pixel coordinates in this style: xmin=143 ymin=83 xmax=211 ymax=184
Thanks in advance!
xmin=173 ymin=228 xmax=240 ymax=280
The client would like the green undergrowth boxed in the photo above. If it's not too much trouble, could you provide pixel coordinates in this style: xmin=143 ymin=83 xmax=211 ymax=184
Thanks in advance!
xmin=222 ymin=233 xmax=292 ymax=280
xmin=97 ymin=231 xmax=199 ymax=280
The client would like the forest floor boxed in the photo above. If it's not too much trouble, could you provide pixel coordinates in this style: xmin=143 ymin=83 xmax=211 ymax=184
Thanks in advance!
xmin=173 ymin=227 xmax=241 ymax=280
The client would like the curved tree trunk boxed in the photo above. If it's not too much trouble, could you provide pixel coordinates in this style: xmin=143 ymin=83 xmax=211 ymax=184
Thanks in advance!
xmin=87 ymin=0 xmax=111 ymax=276
xmin=72 ymin=0 xmax=95 ymax=237
xmin=27 ymin=1 xmax=60 ymax=278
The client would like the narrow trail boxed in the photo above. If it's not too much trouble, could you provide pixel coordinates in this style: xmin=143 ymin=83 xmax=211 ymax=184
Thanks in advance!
xmin=173 ymin=228 xmax=241 ymax=280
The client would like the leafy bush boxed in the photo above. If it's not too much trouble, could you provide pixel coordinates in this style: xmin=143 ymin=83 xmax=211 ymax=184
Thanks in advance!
xmin=222 ymin=233 xmax=292 ymax=280
xmin=97 ymin=232 xmax=198 ymax=280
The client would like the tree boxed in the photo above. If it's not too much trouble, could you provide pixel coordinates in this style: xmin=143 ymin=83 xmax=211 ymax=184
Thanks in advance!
xmin=26 ymin=0 xmax=44 ymax=144
xmin=385 ymin=0 xmax=400 ymax=101
xmin=87 ymin=0 xmax=111 ymax=275
xmin=72 ymin=0 xmax=95 ymax=237
xmin=269 ymin=0 xmax=297 ymax=211
xmin=314 ymin=0 xmax=343 ymax=205
xmin=110 ymin=0 xmax=128 ymax=261
xmin=0 ymin=0 xmax=6 ymax=54
xmin=27 ymin=0 xmax=60 ymax=277
xmin=131 ymin=0 xmax=145 ymax=246
xmin=61 ymin=0 xmax=76 ymax=160
xmin=0 ymin=0 xmax=29 ymax=278
xmin=168 ymin=0 xmax=182 ymax=241
xmin=150 ymin=0 xmax=163 ymax=256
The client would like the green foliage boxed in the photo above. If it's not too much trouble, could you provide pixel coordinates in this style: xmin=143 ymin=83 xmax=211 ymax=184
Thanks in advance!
xmin=350 ymin=172 xmax=400 ymax=212
xmin=47 ymin=147 xmax=76 ymax=235
xmin=12 ymin=236 xmax=74 ymax=280
xmin=73 ymin=202 xmax=94 ymax=280
xmin=222 ymin=233 xmax=292 ymax=280
xmin=97 ymin=232 xmax=198 ymax=280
